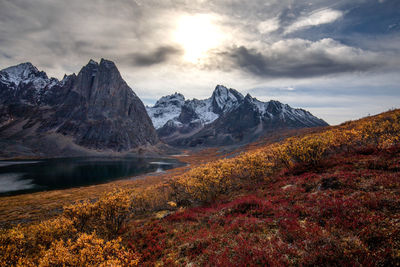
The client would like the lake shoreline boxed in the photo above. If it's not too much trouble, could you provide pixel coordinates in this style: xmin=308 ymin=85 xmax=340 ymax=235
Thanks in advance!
xmin=0 ymin=147 xmax=225 ymax=228
xmin=0 ymin=156 xmax=185 ymax=197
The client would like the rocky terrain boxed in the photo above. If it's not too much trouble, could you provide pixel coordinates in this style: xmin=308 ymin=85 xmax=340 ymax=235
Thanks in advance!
xmin=147 ymin=85 xmax=328 ymax=146
xmin=0 ymin=60 xmax=328 ymax=158
xmin=0 ymin=59 xmax=158 ymax=158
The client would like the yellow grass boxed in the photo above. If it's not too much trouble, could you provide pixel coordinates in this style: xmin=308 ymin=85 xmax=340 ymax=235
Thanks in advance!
xmin=0 ymin=148 xmax=223 ymax=228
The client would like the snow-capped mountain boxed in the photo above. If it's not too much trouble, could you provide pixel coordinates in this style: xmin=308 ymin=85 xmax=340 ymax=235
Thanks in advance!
xmin=0 ymin=62 xmax=60 ymax=104
xmin=0 ymin=60 xmax=158 ymax=158
xmin=210 ymin=85 xmax=244 ymax=115
xmin=146 ymin=85 xmax=328 ymax=146
xmin=146 ymin=85 xmax=243 ymax=130
xmin=146 ymin=93 xmax=186 ymax=129
xmin=0 ymin=62 xmax=48 ymax=88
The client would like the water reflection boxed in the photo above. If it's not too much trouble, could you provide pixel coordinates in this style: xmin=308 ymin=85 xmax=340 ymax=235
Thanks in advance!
xmin=0 ymin=173 xmax=35 ymax=193
xmin=0 ymin=157 xmax=182 ymax=196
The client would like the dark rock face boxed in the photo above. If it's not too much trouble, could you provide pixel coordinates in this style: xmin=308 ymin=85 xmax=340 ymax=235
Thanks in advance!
xmin=178 ymin=104 xmax=199 ymax=124
xmin=147 ymin=85 xmax=329 ymax=147
xmin=211 ymin=85 xmax=244 ymax=115
xmin=184 ymin=94 xmax=328 ymax=146
xmin=0 ymin=59 xmax=158 ymax=156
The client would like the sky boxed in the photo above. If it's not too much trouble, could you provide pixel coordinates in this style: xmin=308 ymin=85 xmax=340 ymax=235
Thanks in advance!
xmin=0 ymin=0 xmax=399 ymax=125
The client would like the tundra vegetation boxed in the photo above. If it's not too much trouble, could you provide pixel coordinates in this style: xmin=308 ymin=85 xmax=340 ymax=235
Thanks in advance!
xmin=1 ymin=110 xmax=399 ymax=266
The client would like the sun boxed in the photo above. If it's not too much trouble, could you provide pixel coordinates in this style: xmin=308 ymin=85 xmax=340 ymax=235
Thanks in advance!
xmin=174 ymin=14 xmax=222 ymax=63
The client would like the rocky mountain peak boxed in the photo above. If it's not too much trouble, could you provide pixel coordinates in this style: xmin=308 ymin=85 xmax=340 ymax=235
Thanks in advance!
xmin=80 ymin=59 xmax=99 ymax=74
xmin=148 ymin=85 xmax=328 ymax=147
xmin=99 ymin=58 xmax=117 ymax=69
xmin=81 ymin=58 xmax=119 ymax=74
xmin=244 ymin=93 xmax=253 ymax=100
xmin=211 ymin=85 xmax=244 ymax=114
xmin=73 ymin=58 xmax=130 ymax=100
xmin=88 ymin=59 xmax=98 ymax=66
xmin=213 ymin=84 xmax=228 ymax=94
xmin=2 ymin=62 xmax=37 ymax=75
xmin=146 ymin=92 xmax=186 ymax=129
xmin=266 ymin=100 xmax=285 ymax=114
xmin=154 ymin=93 xmax=185 ymax=108
xmin=0 ymin=59 xmax=159 ymax=154
xmin=0 ymin=62 xmax=48 ymax=88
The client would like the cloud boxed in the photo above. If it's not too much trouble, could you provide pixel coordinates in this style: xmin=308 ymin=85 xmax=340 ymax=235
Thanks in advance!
xmin=284 ymin=9 xmax=343 ymax=34
xmin=0 ymin=0 xmax=399 ymax=125
xmin=131 ymin=46 xmax=183 ymax=66
xmin=212 ymin=38 xmax=380 ymax=78
xmin=257 ymin=17 xmax=280 ymax=34
xmin=0 ymin=0 xmax=175 ymax=77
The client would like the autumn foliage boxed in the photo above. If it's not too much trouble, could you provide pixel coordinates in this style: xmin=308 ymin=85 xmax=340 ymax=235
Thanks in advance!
xmin=0 ymin=208 xmax=139 ymax=266
xmin=170 ymin=110 xmax=400 ymax=204
xmin=39 ymin=233 xmax=138 ymax=266
xmin=63 ymin=190 xmax=132 ymax=238
xmin=1 ymin=109 xmax=400 ymax=266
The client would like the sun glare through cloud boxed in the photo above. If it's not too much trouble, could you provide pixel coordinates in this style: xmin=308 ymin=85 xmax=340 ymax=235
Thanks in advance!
xmin=174 ymin=14 xmax=223 ymax=63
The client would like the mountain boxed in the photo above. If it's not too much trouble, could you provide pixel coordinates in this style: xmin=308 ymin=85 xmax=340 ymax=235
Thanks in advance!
xmin=0 ymin=59 xmax=158 ymax=158
xmin=146 ymin=85 xmax=243 ymax=138
xmin=146 ymin=85 xmax=328 ymax=146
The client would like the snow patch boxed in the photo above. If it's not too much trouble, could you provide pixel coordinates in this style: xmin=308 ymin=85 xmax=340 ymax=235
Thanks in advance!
xmin=0 ymin=63 xmax=59 ymax=103
xmin=1 ymin=63 xmax=40 ymax=87
xmin=146 ymin=85 xmax=327 ymax=131
xmin=212 ymin=85 xmax=243 ymax=113
xmin=146 ymin=93 xmax=185 ymax=129
xmin=186 ymin=98 xmax=219 ymax=125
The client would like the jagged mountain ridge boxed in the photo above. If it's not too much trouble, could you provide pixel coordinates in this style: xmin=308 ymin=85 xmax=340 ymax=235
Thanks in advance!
xmin=0 ymin=59 xmax=158 ymax=158
xmin=146 ymin=85 xmax=328 ymax=146
xmin=146 ymin=85 xmax=243 ymax=131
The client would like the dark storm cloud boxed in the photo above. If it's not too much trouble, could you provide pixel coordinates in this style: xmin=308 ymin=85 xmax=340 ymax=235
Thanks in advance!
xmin=0 ymin=1 xmax=399 ymax=96
xmin=132 ymin=46 xmax=183 ymax=67
xmin=0 ymin=0 xmax=150 ymax=69
xmin=0 ymin=0 xmax=397 ymax=76
xmin=218 ymin=44 xmax=378 ymax=78
xmin=206 ymin=33 xmax=385 ymax=79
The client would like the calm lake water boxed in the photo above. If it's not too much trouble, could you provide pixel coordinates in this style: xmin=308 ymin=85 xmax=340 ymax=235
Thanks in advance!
xmin=0 ymin=157 xmax=183 ymax=196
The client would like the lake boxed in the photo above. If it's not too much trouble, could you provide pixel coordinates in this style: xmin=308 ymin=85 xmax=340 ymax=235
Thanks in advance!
xmin=0 ymin=157 xmax=183 ymax=196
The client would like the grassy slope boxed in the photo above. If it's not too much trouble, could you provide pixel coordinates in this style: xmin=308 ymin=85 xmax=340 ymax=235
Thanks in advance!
xmin=1 ymin=110 xmax=399 ymax=266
xmin=129 ymin=146 xmax=400 ymax=266
xmin=124 ymin=110 xmax=400 ymax=266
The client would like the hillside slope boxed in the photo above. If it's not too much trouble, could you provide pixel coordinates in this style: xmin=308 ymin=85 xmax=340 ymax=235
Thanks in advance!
xmin=1 ymin=109 xmax=399 ymax=266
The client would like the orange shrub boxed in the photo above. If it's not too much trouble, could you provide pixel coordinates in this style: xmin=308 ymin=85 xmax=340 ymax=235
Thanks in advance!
xmin=359 ymin=113 xmax=400 ymax=149
xmin=0 ymin=217 xmax=77 ymax=266
xmin=131 ymin=183 xmax=174 ymax=213
xmin=64 ymin=190 xmax=132 ymax=238
xmin=170 ymin=110 xmax=400 ymax=204
xmin=284 ymin=133 xmax=334 ymax=167
xmin=170 ymin=150 xmax=275 ymax=203
xmin=39 ymin=232 xmax=139 ymax=266
xmin=64 ymin=200 xmax=96 ymax=232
